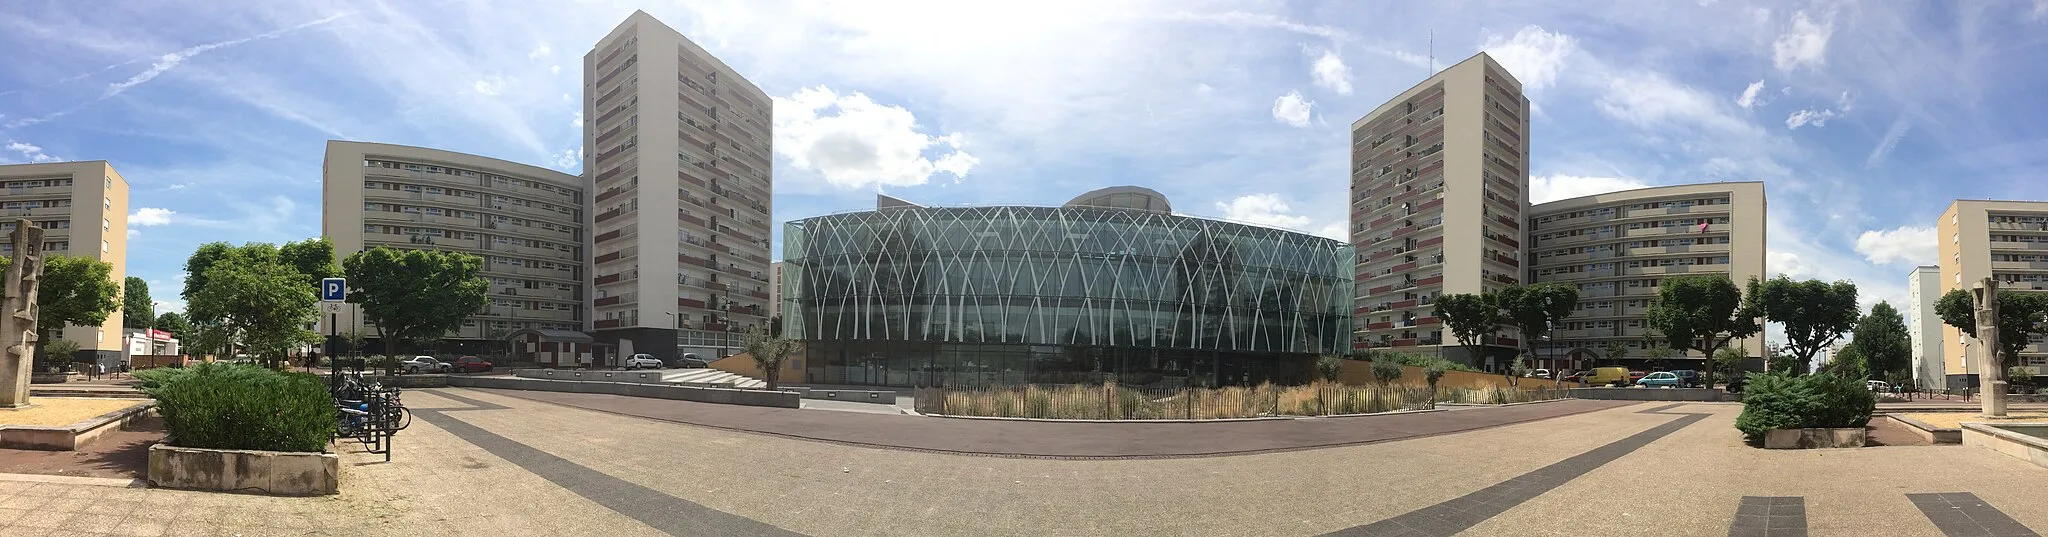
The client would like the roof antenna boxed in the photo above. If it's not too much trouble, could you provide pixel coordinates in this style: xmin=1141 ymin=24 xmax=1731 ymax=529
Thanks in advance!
xmin=1428 ymin=29 xmax=1434 ymax=73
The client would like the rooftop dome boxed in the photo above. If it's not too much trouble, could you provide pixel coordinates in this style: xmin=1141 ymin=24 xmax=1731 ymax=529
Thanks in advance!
xmin=1062 ymin=185 xmax=1172 ymax=214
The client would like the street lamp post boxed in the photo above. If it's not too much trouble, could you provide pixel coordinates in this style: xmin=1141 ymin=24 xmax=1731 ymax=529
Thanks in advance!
xmin=720 ymin=287 xmax=733 ymax=359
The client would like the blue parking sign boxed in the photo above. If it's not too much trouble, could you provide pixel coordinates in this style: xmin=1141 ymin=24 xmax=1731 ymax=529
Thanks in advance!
xmin=321 ymin=278 xmax=346 ymax=301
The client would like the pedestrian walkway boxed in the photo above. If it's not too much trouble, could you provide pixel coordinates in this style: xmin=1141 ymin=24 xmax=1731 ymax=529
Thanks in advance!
xmin=466 ymin=388 xmax=1636 ymax=458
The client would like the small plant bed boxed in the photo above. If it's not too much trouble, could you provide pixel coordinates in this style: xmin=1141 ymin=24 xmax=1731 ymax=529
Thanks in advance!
xmin=916 ymin=382 xmax=1567 ymax=420
xmin=1735 ymin=372 xmax=1876 ymax=449
xmin=136 ymin=363 xmax=340 ymax=495
xmin=0 ymin=398 xmax=146 ymax=427
xmin=0 ymin=397 xmax=157 ymax=450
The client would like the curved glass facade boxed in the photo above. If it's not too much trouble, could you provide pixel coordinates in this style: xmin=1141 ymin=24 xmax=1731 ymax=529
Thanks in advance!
xmin=782 ymin=205 xmax=1354 ymax=387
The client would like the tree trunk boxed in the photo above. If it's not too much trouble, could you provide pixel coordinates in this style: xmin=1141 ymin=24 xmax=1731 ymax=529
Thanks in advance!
xmin=764 ymin=357 xmax=780 ymax=391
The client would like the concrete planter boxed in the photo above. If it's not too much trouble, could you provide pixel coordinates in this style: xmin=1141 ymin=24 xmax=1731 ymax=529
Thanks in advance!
xmin=1961 ymin=423 xmax=2048 ymax=469
xmin=1885 ymin=414 xmax=1962 ymax=444
xmin=1763 ymin=427 xmax=1867 ymax=449
xmin=0 ymin=400 xmax=154 ymax=450
xmin=29 ymin=372 xmax=67 ymax=384
xmin=147 ymin=443 xmax=338 ymax=496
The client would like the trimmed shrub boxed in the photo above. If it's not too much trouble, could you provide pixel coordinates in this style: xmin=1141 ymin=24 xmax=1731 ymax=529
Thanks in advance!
xmin=1733 ymin=372 xmax=1875 ymax=443
xmin=1315 ymin=355 xmax=1344 ymax=382
xmin=1370 ymin=361 xmax=1404 ymax=384
xmin=148 ymin=362 xmax=337 ymax=452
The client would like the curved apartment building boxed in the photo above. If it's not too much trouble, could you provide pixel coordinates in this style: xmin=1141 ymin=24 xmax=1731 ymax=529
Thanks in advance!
xmin=322 ymin=141 xmax=586 ymax=353
xmin=1524 ymin=182 xmax=1767 ymax=368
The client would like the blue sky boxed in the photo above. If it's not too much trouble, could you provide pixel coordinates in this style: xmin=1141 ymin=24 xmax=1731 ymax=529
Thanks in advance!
xmin=3 ymin=0 xmax=2048 ymax=319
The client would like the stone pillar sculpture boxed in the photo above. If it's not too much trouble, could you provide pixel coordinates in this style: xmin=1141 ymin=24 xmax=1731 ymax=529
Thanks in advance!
xmin=1972 ymin=278 xmax=2007 ymax=417
xmin=0 ymin=219 xmax=44 ymax=408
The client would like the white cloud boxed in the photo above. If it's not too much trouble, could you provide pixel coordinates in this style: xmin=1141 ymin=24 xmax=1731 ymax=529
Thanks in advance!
xmin=1271 ymin=90 xmax=1313 ymax=127
xmin=1529 ymin=174 xmax=1651 ymax=204
xmin=4 ymin=141 xmax=59 ymax=163
xmin=127 ymin=229 xmax=140 ymax=239
xmin=1854 ymin=226 xmax=1938 ymax=266
xmin=1771 ymin=11 xmax=1833 ymax=71
xmin=1835 ymin=90 xmax=1854 ymax=113
xmin=550 ymin=64 xmax=561 ymax=75
xmin=1314 ymin=222 xmax=1347 ymax=241
xmin=527 ymin=43 xmax=552 ymax=60
xmin=1785 ymin=108 xmax=1836 ymax=129
xmin=549 ymin=147 xmax=582 ymax=170
xmin=1169 ymin=11 xmax=1350 ymax=41
xmin=1478 ymin=26 xmax=1577 ymax=91
xmin=1215 ymin=193 xmax=1314 ymax=230
xmin=165 ymin=183 xmax=189 ymax=190
xmin=772 ymin=86 xmax=978 ymax=189
xmin=1736 ymin=80 xmax=1767 ymax=109
xmin=2034 ymin=0 xmax=2048 ymax=20
xmin=1768 ymin=251 xmax=1815 ymax=278
xmin=1596 ymin=72 xmax=1750 ymax=135
xmin=104 ymin=13 xmax=344 ymax=99
xmin=472 ymin=76 xmax=506 ymax=96
xmin=1865 ymin=119 xmax=1910 ymax=168
xmin=570 ymin=111 xmax=582 ymax=129
xmin=1307 ymin=48 xmax=1352 ymax=95
xmin=130 ymin=207 xmax=175 ymax=226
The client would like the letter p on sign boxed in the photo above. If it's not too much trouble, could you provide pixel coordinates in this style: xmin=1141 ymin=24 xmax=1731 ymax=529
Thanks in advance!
xmin=321 ymin=278 xmax=346 ymax=301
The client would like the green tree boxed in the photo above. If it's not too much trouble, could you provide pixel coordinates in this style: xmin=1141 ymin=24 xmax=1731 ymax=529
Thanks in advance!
xmin=1602 ymin=340 xmax=1628 ymax=366
xmin=180 ymin=242 xmax=242 ymax=301
xmin=1431 ymin=293 xmax=1500 ymax=367
xmin=1492 ymin=283 xmax=1579 ymax=385
xmin=740 ymin=326 xmax=800 ymax=390
xmin=278 ymin=237 xmax=341 ymax=288
xmin=1845 ymin=302 xmax=1911 ymax=378
xmin=122 ymin=276 xmax=151 ymax=329
xmin=188 ymin=255 xmax=321 ymax=368
xmin=1935 ymin=288 xmax=2048 ymax=370
xmin=1645 ymin=344 xmax=1675 ymax=371
xmin=1423 ymin=359 xmax=1450 ymax=409
xmin=1712 ymin=346 xmax=1749 ymax=379
xmin=34 ymin=256 xmax=123 ymax=370
xmin=1315 ymin=355 xmax=1344 ymax=383
xmin=153 ymin=312 xmax=191 ymax=339
xmin=1828 ymin=345 xmax=1868 ymax=378
xmin=1746 ymin=276 xmax=1860 ymax=373
xmin=1645 ymin=274 xmax=1759 ymax=387
xmin=41 ymin=338 xmax=81 ymax=368
xmin=1370 ymin=360 xmax=1404 ymax=385
xmin=342 ymin=247 xmax=489 ymax=357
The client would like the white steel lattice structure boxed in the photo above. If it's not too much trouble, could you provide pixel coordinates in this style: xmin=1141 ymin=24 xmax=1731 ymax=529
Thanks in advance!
xmin=782 ymin=196 xmax=1353 ymax=387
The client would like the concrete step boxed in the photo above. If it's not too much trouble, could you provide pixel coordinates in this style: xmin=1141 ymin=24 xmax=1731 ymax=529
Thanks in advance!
xmin=659 ymin=368 xmax=767 ymax=389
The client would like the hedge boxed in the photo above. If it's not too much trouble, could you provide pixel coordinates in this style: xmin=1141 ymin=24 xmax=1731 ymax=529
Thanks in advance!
xmin=1733 ymin=372 xmax=1875 ymax=443
xmin=140 ymin=362 xmax=336 ymax=452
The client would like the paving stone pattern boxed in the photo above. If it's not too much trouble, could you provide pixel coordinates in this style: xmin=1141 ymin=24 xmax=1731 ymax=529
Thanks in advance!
xmin=416 ymin=389 xmax=803 ymax=537
xmin=1320 ymin=404 xmax=1710 ymax=536
xmin=1728 ymin=496 xmax=1807 ymax=537
xmin=1909 ymin=492 xmax=2041 ymax=537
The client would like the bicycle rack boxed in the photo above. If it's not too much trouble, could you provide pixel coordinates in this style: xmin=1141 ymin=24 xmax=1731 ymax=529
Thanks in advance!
xmin=331 ymin=358 xmax=407 ymax=462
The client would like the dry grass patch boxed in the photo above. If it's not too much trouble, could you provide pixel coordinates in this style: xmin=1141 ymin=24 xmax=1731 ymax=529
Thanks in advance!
xmin=0 ymin=398 xmax=147 ymax=427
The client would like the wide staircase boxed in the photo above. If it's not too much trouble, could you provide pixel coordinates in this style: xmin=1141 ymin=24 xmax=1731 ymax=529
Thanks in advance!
xmin=660 ymin=368 xmax=767 ymax=389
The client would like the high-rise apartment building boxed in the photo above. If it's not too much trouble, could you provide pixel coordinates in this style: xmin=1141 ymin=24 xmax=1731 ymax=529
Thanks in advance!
xmin=1524 ymin=182 xmax=1767 ymax=368
xmin=321 ymin=141 xmax=587 ymax=352
xmin=586 ymin=11 xmax=774 ymax=361
xmin=1350 ymin=52 xmax=1530 ymax=369
xmin=1936 ymin=200 xmax=2048 ymax=389
xmin=0 ymin=161 xmax=129 ymax=365
xmin=1907 ymin=264 xmax=1944 ymax=389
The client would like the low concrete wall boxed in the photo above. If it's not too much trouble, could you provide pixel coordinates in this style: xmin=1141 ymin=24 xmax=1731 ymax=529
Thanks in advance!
xmin=1962 ymin=423 xmax=2048 ymax=469
xmin=0 ymin=400 xmax=154 ymax=451
xmin=1569 ymin=387 xmax=1736 ymax=402
xmin=1764 ymin=427 xmax=1867 ymax=449
xmin=788 ymin=387 xmax=897 ymax=403
xmin=449 ymin=376 xmax=800 ymax=408
xmin=147 ymin=443 xmax=339 ymax=496
xmin=514 ymin=369 xmax=671 ymax=384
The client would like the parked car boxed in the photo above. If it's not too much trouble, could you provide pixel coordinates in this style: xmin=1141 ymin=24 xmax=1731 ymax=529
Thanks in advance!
xmin=1867 ymin=380 xmax=1890 ymax=392
xmin=1628 ymin=370 xmax=1649 ymax=383
xmin=625 ymin=354 xmax=665 ymax=369
xmin=1726 ymin=374 xmax=1748 ymax=394
xmin=1637 ymin=371 xmax=1683 ymax=388
xmin=452 ymin=356 xmax=493 ymax=372
xmin=1584 ymin=367 xmax=1632 ymax=387
xmin=1561 ymin=370 xmax=1587 ymax=383
xmin=398 ymin=356 xmax=451 ymax=374
xmin=1528 ymin=368 xmax=1552 ymax=379
xmin=675 ymin=353 xmax=710 ymax=368
xmin=1669 ymin=369 xmax=1701 ymax=388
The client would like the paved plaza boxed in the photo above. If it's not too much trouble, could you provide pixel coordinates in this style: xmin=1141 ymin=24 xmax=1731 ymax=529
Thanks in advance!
xmin=0 ymin=388 xmax=2043 ymax=536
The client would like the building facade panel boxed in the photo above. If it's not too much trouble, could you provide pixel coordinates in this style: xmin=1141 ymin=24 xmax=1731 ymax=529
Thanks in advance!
xmin=1350 ymin=52 xmax=1529 ymax=369
xmin=1907 ymin=265 xmax=1943 ymax=389
xmin=585 ymin=11 xmax=773 ymax=362
xmin=0 ymin=161 xmax=128 ymax=364
xmin=784 ymin=199 xmax=1353 ymax=388
xmin=1937 ymin=200 xmax=2048 ymax=389
xmin=1524 ymin=182 xmax=1767 ymax=368
xmin=321 ymin=141 xmax=586 ymax=351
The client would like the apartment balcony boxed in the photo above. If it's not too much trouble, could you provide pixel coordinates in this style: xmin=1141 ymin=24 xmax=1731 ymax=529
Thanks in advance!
xmin=1366 ymin=321 xmax=1393 ymax=330
xmin=593 ymin=319 xmax=622 ymax=330
xmin=1992 ymin=261 xmax=2048 ymax=271
xmin=1990 ymin=222 xmax=2048 ymax=232
xmin=2000 ymin=281 xmax=2048 ymax=291
xmin=1415 ymin=275 xmax=1444 ymax=286
xmin=1367 ymin=284 xmax=1395 ymax=295
xmin=1541 ymin=252 xmax=1590 ymax=264
xmin=1627 ymin=206 xmax=1698 ymax=218
xmin=593 ymin=296 xmax=622 ymax=307
xmin=0 ymin=185 xmax=74 ymax=197
xmin=1416 ymin=236 xmax=1444 ymax=249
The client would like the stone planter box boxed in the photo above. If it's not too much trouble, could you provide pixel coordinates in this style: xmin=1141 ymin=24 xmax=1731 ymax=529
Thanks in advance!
xmin=1962 ymin=423 xmax=2048 ymax=469
xmin=0 ymin=399 xmax=154 ymax=450
xmin=1885 ymin=414 xmax=1962 ymax=444
xmin=148 ymin=443 xmax=338 ymax=496
xmin=1764 ymin=427 xmax=1867 ymax=449
xmin=29 ymin=372 xmax=67 ymax=384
